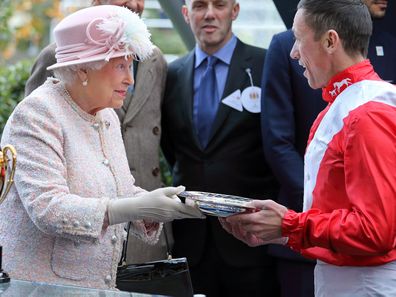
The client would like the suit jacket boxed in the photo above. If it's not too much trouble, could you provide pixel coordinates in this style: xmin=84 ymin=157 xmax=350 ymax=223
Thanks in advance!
xmin=261 ymin=27 xmax=396 ymax=262
xmin=368 ymin=25 xmax=396 ymax=84
xmin=24 ymin=44 xmax=170 ymax=264
xmin=261 ymin=30 xmax=325 ymax=262
xmin=24 ymin=43 xmax=57 ymax=96
xmin=162 ymin=39 xmax=279 ymax=268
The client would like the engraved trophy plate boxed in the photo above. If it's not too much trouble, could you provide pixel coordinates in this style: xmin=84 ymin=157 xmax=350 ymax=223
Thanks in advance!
xmin=177 ymin=191 xmax=255 ymax=217
xmin=0 ymin=144 xmax=17 ymax=283
xmin=0 ymin=145 xmax=17 ymax=204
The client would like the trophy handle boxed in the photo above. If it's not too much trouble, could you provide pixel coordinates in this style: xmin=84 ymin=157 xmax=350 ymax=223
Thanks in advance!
xmin=0 ymin=145 xmax=15 ymax=284
xmin=0 ymin=145 xmax=17 ymax=205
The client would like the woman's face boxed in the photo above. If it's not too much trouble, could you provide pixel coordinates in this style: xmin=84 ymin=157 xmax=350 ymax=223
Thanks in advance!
xmin=85 ymin=56 xmax=133 ymax=114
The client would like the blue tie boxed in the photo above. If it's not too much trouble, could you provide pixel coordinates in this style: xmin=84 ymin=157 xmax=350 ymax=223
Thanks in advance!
xmin=195 ymin=56 xmax=218 ymax=148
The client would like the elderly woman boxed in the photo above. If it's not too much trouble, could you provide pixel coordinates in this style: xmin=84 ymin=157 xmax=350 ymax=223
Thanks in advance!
xmin=0 ymin=5 xmax=202 ymax=290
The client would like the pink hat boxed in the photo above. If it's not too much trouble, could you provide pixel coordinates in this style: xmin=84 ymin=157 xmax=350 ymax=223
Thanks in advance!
xmin=47 ymin=5 xmax=153 ymax=70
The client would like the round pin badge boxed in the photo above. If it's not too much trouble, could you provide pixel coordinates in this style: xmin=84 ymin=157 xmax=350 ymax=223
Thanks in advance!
xmin=241 ymin=86 xmax=261 ymax=113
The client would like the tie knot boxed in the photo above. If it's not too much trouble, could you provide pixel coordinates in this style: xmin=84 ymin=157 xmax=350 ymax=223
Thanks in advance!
xmin=206 ymin=56 xmax=217 ymax=68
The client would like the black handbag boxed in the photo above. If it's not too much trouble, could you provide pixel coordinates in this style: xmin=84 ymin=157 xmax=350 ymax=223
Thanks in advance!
xmin=116 ymin=223 xmax=194 ymax=297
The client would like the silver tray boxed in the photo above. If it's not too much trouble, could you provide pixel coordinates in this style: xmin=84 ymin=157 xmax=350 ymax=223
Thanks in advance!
xmin=177 ymin=191 xmax=255 ymax=217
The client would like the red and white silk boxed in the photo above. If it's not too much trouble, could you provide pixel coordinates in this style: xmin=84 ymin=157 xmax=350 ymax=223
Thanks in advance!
xmin=282 ymin=60 xmax=396 ymax=267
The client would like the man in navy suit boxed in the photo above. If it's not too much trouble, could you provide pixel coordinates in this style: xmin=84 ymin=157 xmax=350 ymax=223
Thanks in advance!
xmin=161 ymin=0 xmax=279 ymax=296
xmin=261 ymin=1 xmax=396 ymax=296
xmin=261 ymin=29 xmax=324 ymax=297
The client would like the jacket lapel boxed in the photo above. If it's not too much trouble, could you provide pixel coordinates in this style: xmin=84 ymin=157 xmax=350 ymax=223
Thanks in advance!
xmin=123 ymin=56 xmax=156 ymax=124
xmin=207 ymin=40 xmax=251 ymax=147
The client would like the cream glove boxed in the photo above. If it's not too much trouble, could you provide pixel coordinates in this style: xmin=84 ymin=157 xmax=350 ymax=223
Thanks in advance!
xmin=107 ymin=186 xmax=205 ymax=225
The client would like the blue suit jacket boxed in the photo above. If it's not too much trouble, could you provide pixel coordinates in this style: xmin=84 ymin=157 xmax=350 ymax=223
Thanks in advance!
xmin=261 ymin=27 xmax=396 ymax=262
xmin=368 ymin=24 xmax=396 ymax=84
xmin=261 ymin=30 xmax=325 ymax=261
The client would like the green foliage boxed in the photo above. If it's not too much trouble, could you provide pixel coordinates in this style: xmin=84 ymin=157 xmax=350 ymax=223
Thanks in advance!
xmin=151 ymin=28 xmax=187 ymax=56
xmin=0 ymin=0 xmax=13 ymax=52
xmin=0 ymin=59 xmax=32 ymax=135
xmin=21 ymin=0 xmax=56 ymax=51
xmin=142 ymin=5 xmax=187 ymax=56
xmin=1 ymin=0 xmax=61 ymax=65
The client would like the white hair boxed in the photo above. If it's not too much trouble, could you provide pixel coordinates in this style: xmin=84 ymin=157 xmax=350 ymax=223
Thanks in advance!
xmin=53 ymin=61 xmax=106 ymax=85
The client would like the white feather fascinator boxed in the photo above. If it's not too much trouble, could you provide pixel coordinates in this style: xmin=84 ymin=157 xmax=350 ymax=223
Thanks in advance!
xmin=48 ymin=5 xmax=154 ymax=70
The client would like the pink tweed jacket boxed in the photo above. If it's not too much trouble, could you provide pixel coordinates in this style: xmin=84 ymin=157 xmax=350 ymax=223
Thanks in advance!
xmin=0 ymin=78 xmax=161 ymax=289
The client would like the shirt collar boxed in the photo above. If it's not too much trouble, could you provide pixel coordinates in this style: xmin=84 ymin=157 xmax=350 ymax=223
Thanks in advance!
xmin=194 ymin=35 xmax=237 ymax=68
xmin=322 ymin=59 xmax=380 ymax=103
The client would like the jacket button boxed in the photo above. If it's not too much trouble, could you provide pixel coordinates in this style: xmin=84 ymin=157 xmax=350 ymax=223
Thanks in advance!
xmin=105 ymin=275 xmax=112 ymax=284
xmin=92 ymin=123 xmax=100 ymax=130
xmin=111 ymin=235 xmax=117 ymax=244
xmin=152 ymin=126 xmax=160 ymax=135
xmin=84 ymin=222 xmax=92 ymax=229
xmin=102 ymin=159 xmax=110 ymax=166
xmin=73 ymin=220 xmax=80 ymax=228
xmin=152 ymin=167 xmax=160 ymax=177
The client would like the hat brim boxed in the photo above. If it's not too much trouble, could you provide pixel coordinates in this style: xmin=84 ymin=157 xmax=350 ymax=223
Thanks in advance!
xmin=47 ymin=51 xmax=129 ymax=71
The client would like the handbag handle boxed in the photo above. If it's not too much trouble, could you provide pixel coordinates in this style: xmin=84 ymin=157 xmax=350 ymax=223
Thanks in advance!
xmin=162 ymin=224 xmax=172 ymax=260
xmin=118 ymin=222 xmax=172 ymax=267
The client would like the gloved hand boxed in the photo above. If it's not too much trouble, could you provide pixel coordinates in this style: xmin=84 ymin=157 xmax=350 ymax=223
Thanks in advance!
xmin=107 ymin=186 xmax=205 ymax=225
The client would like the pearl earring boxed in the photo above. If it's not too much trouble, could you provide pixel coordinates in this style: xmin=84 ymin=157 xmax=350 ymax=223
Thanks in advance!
xmin=82 ymin=80 xmax=88 ymax=87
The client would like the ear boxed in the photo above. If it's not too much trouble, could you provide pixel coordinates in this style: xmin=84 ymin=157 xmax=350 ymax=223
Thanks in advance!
xmin=181 ymin=5 xmax=190 ymax=24
xmin=323 ymin=29 xmax=339 ymax=54
xmin=76 ymin=68 xmax=88 ymax=83
xmin=231 ymin=2 xmax=240 ymax=21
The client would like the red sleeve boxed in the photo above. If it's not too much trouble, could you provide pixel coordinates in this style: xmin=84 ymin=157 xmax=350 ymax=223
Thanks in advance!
xmin=282 ymin=102 xmax=396 ymax=256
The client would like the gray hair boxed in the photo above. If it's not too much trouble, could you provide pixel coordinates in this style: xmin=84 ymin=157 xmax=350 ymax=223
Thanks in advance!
xmin=53 ymin=61 xmax=106 ymax=85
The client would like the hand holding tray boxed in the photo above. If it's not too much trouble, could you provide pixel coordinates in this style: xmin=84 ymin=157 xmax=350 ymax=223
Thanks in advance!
xmin=177 ymin=191 xmax=256 ymax=217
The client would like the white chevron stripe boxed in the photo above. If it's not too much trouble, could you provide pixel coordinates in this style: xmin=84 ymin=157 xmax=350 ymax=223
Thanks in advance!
xmin=303 ymin=80 xmax=396 ymax=211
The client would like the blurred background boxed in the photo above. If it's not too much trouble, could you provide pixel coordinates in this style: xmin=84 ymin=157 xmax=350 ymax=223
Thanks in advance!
xmin=0 ymin=0 xmax=286 ymax=65
xmin=0 ymin=0 xmax=286 ymax=134
xmin=0 ymin=0 xmax=395 ymax=134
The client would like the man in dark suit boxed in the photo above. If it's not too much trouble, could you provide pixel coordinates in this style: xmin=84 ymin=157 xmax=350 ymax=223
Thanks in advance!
xmin=261 ymin=29 xmax=325 ymax=297
xmin=261 ymin=1 xmax=396 ymax=296
xmin=161 ymin=0 xmax=279 ymax=296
